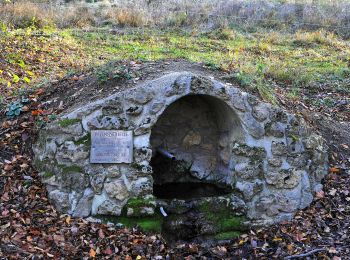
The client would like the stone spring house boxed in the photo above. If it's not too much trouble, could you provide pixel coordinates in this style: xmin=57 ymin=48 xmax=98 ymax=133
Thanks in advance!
xmin=33 ymin=72 xmax=328 ymax=233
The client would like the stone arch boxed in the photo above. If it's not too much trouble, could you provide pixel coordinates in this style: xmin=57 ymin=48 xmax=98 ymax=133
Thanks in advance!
xmin=33 ymin=72 xmax=328 ymax=227
xmin=149 ymin=94 xmax=244 ymax=199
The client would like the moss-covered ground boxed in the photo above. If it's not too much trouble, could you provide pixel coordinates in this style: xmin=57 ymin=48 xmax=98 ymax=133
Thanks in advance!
xmin=1 ymin=27 xmax=349 ymax=105
xmin=97 ymin=212 xmax=163 ymax=233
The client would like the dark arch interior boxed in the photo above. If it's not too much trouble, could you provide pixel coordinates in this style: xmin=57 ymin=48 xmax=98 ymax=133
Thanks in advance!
xmin=150 ymin=95 xmax=242 ymax=200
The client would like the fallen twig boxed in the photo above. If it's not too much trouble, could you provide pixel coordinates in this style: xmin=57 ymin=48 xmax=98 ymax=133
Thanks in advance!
xmin=0 ymin=128 xmax=11 ymax=136
xmin=284 ymin=248 xmax=327 ymax=259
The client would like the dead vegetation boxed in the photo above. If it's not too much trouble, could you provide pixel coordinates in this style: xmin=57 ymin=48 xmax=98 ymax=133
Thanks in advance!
xmin=1 ymin=0 xmax=350 ymax=36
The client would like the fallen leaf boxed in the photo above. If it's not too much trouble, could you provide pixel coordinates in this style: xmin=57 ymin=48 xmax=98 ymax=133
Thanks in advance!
xmin=31 ymin=109 xmax=43 ymax=116
xmin=98 ymin=229 xmax=105 ymax=239
xmin=328 ymin=247 xmax=337 ymax=253
xmin=103 ymin=247 xmax=113 ymax=255
xmin=89 ymin=248 xmax=96 ymax=258
xmin=188 ymin=244 xmax=199 ymax=253
xmin=316 ymin=190 xmax=325 ymax=199
xmin=35 ymin=88 xmax=45 ymax=95
xmin=329 ymin=188 xmax=337 ymax=196
xmin=273 ymin=237 xmax=283 ymax=242
xmin=329 ymin=167 xmax=340 ymax=173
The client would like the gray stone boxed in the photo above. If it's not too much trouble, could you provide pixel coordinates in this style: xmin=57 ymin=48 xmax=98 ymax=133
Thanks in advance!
xmin=104 ymin=165 xmax=120 ymax=178
xmin=48 ymin=190 xmax=70 ymax=212
xmin=150 ymin=101 xmax=165 ymax=115
xmin=286 ymin=138 xmax=304 ymax=154
xmin=134 ymin=148 xmax=152 ymax=163
xmin=231 ymin=93 xmax=246 ymax=111
xmin=273 ymin=192 xmax=300 ymax=213
xmin=105 ymin=179 xmax=129 ymax=201
xmin=133 ymin=133 xmax=151 ymax=148
xmin=56 ymin=141 xmax=89 ymax=164
xmin=164 ymin=75 xmax=189 ymax=97
xmin=140 ymin=207 xmax=154 ymax=216
xmin=287 ymin=154 xmax=309 ymax=168
xmin=304 ymin=134 xmax=325 ymax=150
xmin=242 ymin=113 xmax=265 ymax=139
xmin=235 ymin=162 xmax=263 ymax=180
xmin=236 ymin=180 xmax=263 ymax=200
xmin=73 ymin=188 xmax=94 ymax=217
xmin=44 ymin=139 xmax=57 ymax=156
xmin=232 ymin=143 xmax=266 ymax=159
xmin=190 ymin=76 xmax=214 ymax=93
xmin=269 ymin=107 xmax=288 ymax=123
xmin=252 ymin=103 xmax=270 ymax=122
xmin=265 ymin=169 xmax=301 ymax=189
xmin=255 ymin=195 xmax=279 ymax=216
xmin=229 ymin=195 xmax=247 ymax=214
xmin=102 ymin=100 xmax=123 ymax=115
xmin=265 ymin=122 xmax=285 ymax=138
xmin=41 ymin=173 xmax=59 ymax=186
xmin=268 ymin=158 xmax=283 ymax=167
xmin=247 ymin=94 xmax=259 ymax=106
xmin=48 ymin=120 xmax=83 ymax=136
xmin=131 ymin=177 xmax=152 ymax=196
xmin=312 ymin=150 xmax=328 ymax=164
xmin=90 ymin=172 xmax=106 ymax=194
xmin=97 ymin=200 xmax=123 ymax=215
xmin=61 ymin=171 xmax=89 ymax=191
xmin=128 ymin=88 xmax=154 ymax=104
xmin=271 ymin=141 xmax=288 ymax=156
xmin=126 ymin=105 xmax=143 ymax=116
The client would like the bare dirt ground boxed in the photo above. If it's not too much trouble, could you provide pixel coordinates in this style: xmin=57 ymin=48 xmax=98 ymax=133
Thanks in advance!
xmin=0 ymin=59 xmax=349 ymax=259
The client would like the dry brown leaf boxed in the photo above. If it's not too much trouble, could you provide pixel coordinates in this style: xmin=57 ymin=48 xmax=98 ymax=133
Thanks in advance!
xmin=89 ymin=248 xmax=96 ymax=258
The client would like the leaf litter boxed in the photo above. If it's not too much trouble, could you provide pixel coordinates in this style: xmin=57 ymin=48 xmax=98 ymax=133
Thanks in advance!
xmin=1 ymin=60 xmax=350 ymax=259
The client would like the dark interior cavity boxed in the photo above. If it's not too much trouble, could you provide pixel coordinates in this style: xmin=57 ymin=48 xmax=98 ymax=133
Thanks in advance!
xmin=150 ymin=94 xmax=242 ymax=199
xmin=153 ymin=182 xmax=231 ymax=200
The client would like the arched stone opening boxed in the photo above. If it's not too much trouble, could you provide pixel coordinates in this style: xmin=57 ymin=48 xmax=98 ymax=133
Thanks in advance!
xmin=32 ymin=72 xmax=328 ymax=231
xmin=150 ymin=94 xmax=243 ymax=200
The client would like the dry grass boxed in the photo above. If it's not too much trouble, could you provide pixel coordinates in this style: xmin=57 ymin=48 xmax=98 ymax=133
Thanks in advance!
xmin=0 ymin=1 xmax=53 ymax=28
xmin=1 ymin=0 xmax=350 ymax=37
xmin=103 ymin=8 xmax=147 ymax=27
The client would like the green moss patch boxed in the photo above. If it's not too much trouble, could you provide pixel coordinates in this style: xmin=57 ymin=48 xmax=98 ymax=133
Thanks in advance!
xmin=42 ymin=171 xmax=54 ymax=179
xmin=58 ymin=118 xmax=81 ymax=127
xmin=60 ymin=165 xmax=83 ymax=174
xmin=97 ymin=212 xmax=163 ymax=233
xmin=74 ymin=134 xmax=91 ymax=146
xmin=123 ymin=197 xmax=156 ymax=217
xmin=214 ymin=231 xmax=241 ymax=240
xmin=199 ymin=201 xmax=247 ymax=233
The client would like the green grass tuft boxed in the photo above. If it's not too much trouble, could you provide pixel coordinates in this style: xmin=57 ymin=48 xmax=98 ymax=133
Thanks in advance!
xmin=74 ymin=134 xmax=91 ymax=146
xmin=58 ymin=118 xmax=81 ymax=128
xmin=199 ymin=201 xmax=247 ymax=233
xmin=214 ymin=231 xmax=241 ymax=240
xmin=42 ymin=171 xmax=54 ymax=179
xmin=97 ymin=212 xmax=163 ymax=233
xmin=60 ymin=165 xmax=83 ymax=174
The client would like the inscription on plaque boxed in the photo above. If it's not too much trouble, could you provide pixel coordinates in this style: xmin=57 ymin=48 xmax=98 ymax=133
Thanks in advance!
xmin=90 ymin=130 xmax=133 ymax=163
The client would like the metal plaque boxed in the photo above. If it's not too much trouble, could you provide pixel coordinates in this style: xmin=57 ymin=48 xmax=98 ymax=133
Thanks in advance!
xmin=90 ymin=130 xmax=133 ymax=163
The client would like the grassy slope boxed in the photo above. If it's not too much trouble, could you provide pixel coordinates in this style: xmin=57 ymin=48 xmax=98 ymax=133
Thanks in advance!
xmin=1 ymin=27 xmax=349 ymax=104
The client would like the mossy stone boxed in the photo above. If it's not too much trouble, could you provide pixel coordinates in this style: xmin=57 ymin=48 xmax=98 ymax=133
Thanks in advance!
xmin=97 ymin=211 xmax=163 ymax=233
xmin=199 ymin=200 xmax=247 ymax=233
xmin=58 ymin=118 xmax=81 ymax=128
xmin=74 ymin=134 xmax=91 ymax=146
xmin=42 ymin=171 xmax=54 ymax=179
xmin=59 ymin=165 xmax=83 ymax=174
xmin=214 ymin=231 xmax=241 ymax=240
